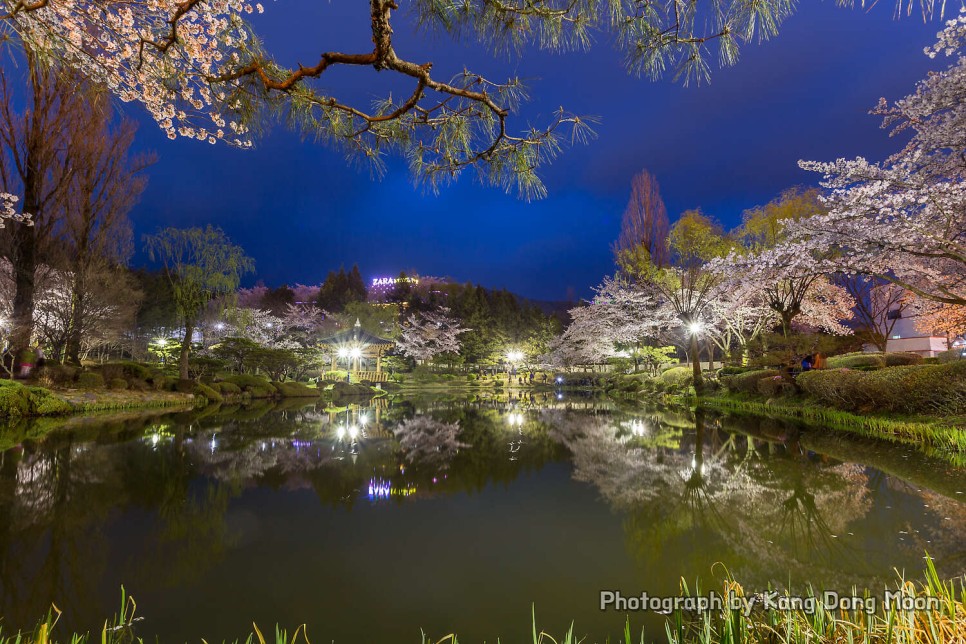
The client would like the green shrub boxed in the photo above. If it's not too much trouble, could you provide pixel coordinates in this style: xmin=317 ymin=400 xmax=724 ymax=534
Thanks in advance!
xmin=98 ymin=363 xmax=125 ymax=382
xmin=658 ymin=366 xmax=692 ymax=388
xmin=46 ymin=364 xmax=77 ymax=386
xmin=193 ymin=382 xmax=223 ymax=403
xmin=798 ymin=362 xmax=966 ymax=415
xmin=272 ymin=381 xmax=318 ymax=397
xmin=247 ymin=385 xmax=275 ymax=399
xmin=224 ymin=374 xmax=274 ymax=391
xmin=128 ymin=378 xmax=149 ymax=391
xmin=0 ymin=382 xmax=32 ymax=417
xmin=826 ymin=352 xmax=885 ymax=370
xmin=937 ymin=349 xmax=966 ymax=363
xmin=757 ymin=374 xmax=795 ymax=397
xmin=175 ymin=379 xmax=197 ymax=394
xmin=718 ymin=366 xmax=753 ymax=376
xmin=32 ymin=392 xmax=72 ymax=415
xmin=76 ymin=372 xmax=105 ymax=389
xmin=723 ymin=369 xmax=781 ymax=394
xmin=120 ymin=361 xmax=155 ymax=380
xmin=883 ymin=352 xmax=924 ymax=366
xmin=108 ymin=378 xmax=129 ymax=390
xmin=216 ymin=381 xmax=241 ymax=395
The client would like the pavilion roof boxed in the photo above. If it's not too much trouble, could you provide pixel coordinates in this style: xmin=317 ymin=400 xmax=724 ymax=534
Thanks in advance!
xmin=320 ymin=319 xmax=395 ymax=346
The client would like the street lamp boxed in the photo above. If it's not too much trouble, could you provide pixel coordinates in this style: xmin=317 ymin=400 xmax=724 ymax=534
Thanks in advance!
xmin=688 ymin=321 xmax=704 ymax=335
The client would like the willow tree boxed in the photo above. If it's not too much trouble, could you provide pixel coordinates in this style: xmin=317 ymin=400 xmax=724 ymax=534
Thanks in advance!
xmin=0 ymin=0 xmax=928 ymax=200
xmin=144 ymin=226 xmax=253 ymax=380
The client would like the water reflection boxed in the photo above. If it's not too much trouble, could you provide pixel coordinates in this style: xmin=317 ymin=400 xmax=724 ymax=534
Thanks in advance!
xmin=0 ymin=397 xmax=963 ymax=640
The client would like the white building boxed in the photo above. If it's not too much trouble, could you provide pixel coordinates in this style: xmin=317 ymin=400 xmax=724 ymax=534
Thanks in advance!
xmin=882 ymin=308 xmax=951 ymax=357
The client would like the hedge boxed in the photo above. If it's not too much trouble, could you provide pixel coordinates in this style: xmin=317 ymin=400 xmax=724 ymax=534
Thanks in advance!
xmin=797 ymin=361 xmax=966 ymax=415
xmin=826 ymin=353 xmax=885 ymax=370
xmin=721 ymin=369 xmax=781 ymax=394
xmin=224 ymin=374 xmax=275 ymax=391
xmin=272 ymin=381 xmax=318 ymax=398
xmin=108 ymin=378 xmax=129 ymax=390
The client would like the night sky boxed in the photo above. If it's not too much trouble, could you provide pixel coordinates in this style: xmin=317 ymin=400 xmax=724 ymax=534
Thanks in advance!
xmin=125 ymin=1 xmax=942 ymax=301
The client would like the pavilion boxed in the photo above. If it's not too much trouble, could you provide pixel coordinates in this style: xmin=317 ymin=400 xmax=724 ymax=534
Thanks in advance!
xmin=320 ymin=319 xmax=395 ymax=382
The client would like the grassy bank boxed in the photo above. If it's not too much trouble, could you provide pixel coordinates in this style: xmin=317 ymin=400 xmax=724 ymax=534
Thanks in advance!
xmin=699 ymin=392 xmax=966 ymax=457
xmin=3 ymin=563 xmax=962 ymax=644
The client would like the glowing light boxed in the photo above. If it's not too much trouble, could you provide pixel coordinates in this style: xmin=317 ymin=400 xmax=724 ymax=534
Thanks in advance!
xmin=688 ymin=322 xmax=703 ymax=335
xmin=348 ymin=425 xmax=359 ymax=440
xmin=556 ymin=377 xmax=563 ymax=384
xmin=630 ymin=420 xmax=646 ymax=437
xmin=507 ymin=412 xmax=524 ymax=427
xmin=337 ymin=347 xmax=349 ymax=358
xmin=358 ymin=413 xmax=369 ymax=426
xmin=506 ymin=350 xmax=524 ymax=362
xmin=350 ymin=347 xmax=362 ymax=359
xmin=556 ymin=393 xmax=564 ymax=400
xmin=371 ymin=276 xmax=419 ymax=287
xmin=336 ymin=426 xmax=346 ymax=441
xmin=215 ymin=322 xmax=225 ymax=330
xmin=151 ymin=434 xmax=159 ymax=447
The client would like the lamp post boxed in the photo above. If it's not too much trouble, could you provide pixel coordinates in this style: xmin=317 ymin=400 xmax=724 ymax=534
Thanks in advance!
xmin=506 ymin=349 xmax=523 ymax=378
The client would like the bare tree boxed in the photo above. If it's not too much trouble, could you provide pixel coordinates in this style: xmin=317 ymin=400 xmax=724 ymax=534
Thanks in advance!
xmin=614 ymin=169 xmax=670 ymax=268
xmin=0 ymin=57 xmax=88 ymax=370
xmin=839 ymin=275 xmax=909 ymax=352
xmin=58 ymin=96 xmax=154 ymax=364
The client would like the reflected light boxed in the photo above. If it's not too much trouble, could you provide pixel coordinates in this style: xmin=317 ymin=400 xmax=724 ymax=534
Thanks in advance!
xmin=348 ymin=425 xmax=359 ymax=440
xmin=336 ymin=426 xmax=346 ymax=441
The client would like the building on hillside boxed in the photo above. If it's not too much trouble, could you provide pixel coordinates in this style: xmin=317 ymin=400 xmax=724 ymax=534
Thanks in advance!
xmin=367 ymin=274 xmax=452 ymax=303
xmin=320 ymin=319 xmax=395 ymax=382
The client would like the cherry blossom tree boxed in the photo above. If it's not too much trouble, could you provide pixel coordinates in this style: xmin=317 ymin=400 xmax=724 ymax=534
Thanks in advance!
xmin=784 ymin=13 xmax=966 ymax=307
xmin=396 ymin=307 xmax=468 ymax=362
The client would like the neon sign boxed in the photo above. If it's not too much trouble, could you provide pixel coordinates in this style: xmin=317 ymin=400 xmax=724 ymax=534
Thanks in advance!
xmin=371 ymin=276 xmax=420 ymax=287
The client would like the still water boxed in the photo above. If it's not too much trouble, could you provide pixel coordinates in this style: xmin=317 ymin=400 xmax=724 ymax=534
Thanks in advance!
xmin=1 ymin=395 xmax=965 ymax=642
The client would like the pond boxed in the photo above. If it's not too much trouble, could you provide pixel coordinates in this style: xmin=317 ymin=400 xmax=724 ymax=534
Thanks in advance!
xmin=0 ymin=395 xmax=964 ymax=643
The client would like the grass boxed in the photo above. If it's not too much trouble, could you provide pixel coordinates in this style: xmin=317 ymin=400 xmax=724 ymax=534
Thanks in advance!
xmin=699 ymin=393 xmax=966 ymax=462
xmin=3 ymin=563 xmax=963 ymax=644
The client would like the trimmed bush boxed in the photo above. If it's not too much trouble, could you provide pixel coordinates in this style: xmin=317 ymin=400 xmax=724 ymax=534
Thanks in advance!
xmin=658 ymin=366 xmax=692 ymax=386
xmin=76 ymin=372 xmax=105 ymax=390
xmin=937 ymin=349 xmax=966 ymax=364
xmin=826 ymin=353 xmax=885 ymax=370
xmin=0 ymin=382 xmax=33 ymax=417
xmin=718 ymin=366 xmax=753 ymax=376
xmin=757 ymin=374 xmax=795 ymax=397
xmin=128 ymin=378 xmax=149 ymax=391
xmin=884 ymin=352 xmax=924 ymax=367
xmin=0 ymin=381 xmax=72 ymax=417
xmin=108 ymin=378 xmax=129 ymax=390
xmin=272 ymin=381 xmax=318 ymax=397
xmin=247 ymin=385 xmax=275 ymax=399
xmin=174 ymin=379 xmax=197 ymax=394
xmin=224 ymin=374 xmax=274 ymax=391
xmin=722 ymin=369 xmax=781 ymax=394
xmin=46 ymin=364 xmax=77 ymax=386
xmin=216 ymin=381 xmax=241 ymax=395
xmin=98 ymin=363 xmax=125 ymax=382
xmin=194 ymin=382 xmax=223 ymax=403
xmin=798 ymin=362 xmax=966 ymax=415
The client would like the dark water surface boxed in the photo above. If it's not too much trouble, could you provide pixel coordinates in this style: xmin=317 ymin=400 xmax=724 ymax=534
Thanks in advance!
xmin=1 ymin=395 xmax=965 ymax=643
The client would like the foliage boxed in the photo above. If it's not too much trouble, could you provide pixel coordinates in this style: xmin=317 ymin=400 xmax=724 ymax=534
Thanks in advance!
xmin=825 ymin=352 xmax=885 ymax=369
xmin=316 ymin=265 xmax=367 ymax=313
xmin=76 ymin=372 xmax=104 ymax=389
xmin=143 ymin=225 xmax=254 ymax=379
xmin=720 ymin=369 xmax=781 ymax=394
xmin=657 ymin=366 xmax=692 ymax=390
xmin=397 ymin=307 xmax=469 ymax=361
xmin=0 ymin=380 xmax=72 ymax=417
xmin=797 ymin=361 xmax=966 ymax=415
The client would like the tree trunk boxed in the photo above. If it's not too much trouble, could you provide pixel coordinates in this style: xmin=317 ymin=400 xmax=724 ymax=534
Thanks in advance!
xmin=179 ymin=320 xmax=193 ymax=380
xmin=690 ymin=332 xmax=703 ymax=394
xmin=65 ymin=268 xmax=86 ymax=366
xmin=9 ymin=221 xmax=37 ymax=375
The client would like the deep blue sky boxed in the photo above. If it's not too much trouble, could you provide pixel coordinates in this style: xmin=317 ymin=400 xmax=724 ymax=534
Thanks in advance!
xmin=126 ymin=1 xmax=943 ymax=301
